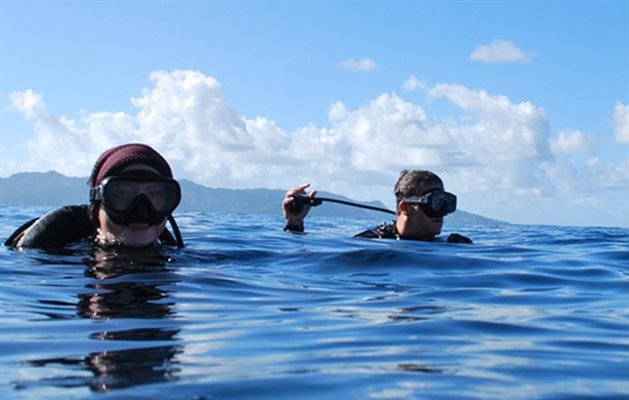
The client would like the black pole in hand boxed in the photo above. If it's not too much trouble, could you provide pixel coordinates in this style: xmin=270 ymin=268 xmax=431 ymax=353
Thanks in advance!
xmin=293 ymin=196 xmax=395 ymax=215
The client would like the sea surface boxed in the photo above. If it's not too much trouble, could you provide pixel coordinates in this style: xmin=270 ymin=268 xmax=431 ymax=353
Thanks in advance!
xmin=1 ymin=205 xmax=628 ymax=399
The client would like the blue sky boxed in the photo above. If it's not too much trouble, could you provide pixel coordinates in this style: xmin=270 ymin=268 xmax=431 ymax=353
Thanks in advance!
xmin=1 ymin=1 xmax=628 ymax=227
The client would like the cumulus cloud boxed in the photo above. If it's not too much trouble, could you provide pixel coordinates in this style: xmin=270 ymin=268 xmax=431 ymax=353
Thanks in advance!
xmin=327 ymin=93 xmax=458 ymax=172
xmin=402 ymin=75 xmax=426 ymax=91
xmin=550 ymin=130 xmax=592 ymax=154
xmin=427 ymin=83 xmax=553 ymax=162
xmin=8 ymin=71 xmax=312 ymax=189
xmin=8 ymin=70 xmax=626 ymax=214
xmin=7 ymin=72 xmax=546 ymax=192
xmin=545 ymin=153 xmax=628 ymax=196
xmin=470 ymin=39 xmax=535 ymax=63
xmin=612 ymin=101 xmax=629 ymax=143
xmin=574 ymin=196 xmax=604 ymax=208
xmin=9 ymin=90 xmax=46 ymax=118
xmin=337 ymin=58 xmax=379 ymax=71
xmin=539 ymin=102 xmax=628 ymax=199
xmin=578 ymin=157 xmax=629 ymax=191
xmin=8 ymin=90 xmax=125 ymax=176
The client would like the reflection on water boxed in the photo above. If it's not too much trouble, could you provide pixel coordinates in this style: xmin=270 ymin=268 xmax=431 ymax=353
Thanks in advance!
xmin=25 ymin=345 xmax=182 ymax=393
xmin=17 ymin=244 xmax=183 ymax=393
xmin=1 ymin=210 xmax=628 ymax=399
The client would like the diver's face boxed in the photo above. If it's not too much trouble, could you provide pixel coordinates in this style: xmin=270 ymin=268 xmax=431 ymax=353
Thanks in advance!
xmin=398 ymin=182 xmax=444 ymax=240
xmin=96 ymin=164 xmax=167 ymax=247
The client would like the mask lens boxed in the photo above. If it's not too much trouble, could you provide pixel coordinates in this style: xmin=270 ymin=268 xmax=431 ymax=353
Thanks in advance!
xmin=103 ymin=180 xmax=140 ymax=211
xmin=137 ymin=181 xmax=180 ymax=212
xmin=430 ymin=192 xmax=456 ymax=213
xmin=405 ymin=190 xmax=456 ymax=217
xmin=427 ymin=191 xmax=456 ymax=215
xmin=102 ymin=179 xmax=181 ymax=214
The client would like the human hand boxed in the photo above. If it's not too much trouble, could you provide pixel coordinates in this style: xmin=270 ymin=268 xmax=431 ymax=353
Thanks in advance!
xmin=282 ymin=183 xmax=317 ymax=229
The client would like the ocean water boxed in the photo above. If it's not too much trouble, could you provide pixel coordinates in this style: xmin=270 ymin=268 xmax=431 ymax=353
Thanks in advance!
xmin=0 ymin=205 xmax=628 ymax=400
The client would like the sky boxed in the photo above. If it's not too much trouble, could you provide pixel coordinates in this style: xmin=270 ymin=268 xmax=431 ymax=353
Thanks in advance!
xmin=1 ymin=1 xmax=628 ymax=227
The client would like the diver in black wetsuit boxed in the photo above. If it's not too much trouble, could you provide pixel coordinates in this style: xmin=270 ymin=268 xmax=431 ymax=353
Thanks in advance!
xmin=282 ymin=169 xmax=472 ymax=244
xmin=5 ymin=143 xmax=184 ymax=249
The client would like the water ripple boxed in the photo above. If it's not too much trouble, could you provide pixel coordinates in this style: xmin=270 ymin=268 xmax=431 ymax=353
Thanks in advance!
xmin=1 ymin=210 xmax=628 ymax=399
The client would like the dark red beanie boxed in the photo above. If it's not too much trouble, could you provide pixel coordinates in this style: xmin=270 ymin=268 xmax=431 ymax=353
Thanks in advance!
xmin=88 ymin=143 xmax=173 ymax=188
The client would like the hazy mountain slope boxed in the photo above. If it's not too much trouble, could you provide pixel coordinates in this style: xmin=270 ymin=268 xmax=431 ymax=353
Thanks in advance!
xmin=1 ymin=171 xmax=508 ymax=225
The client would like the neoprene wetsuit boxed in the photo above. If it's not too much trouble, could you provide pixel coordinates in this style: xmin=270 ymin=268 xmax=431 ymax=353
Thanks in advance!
xmin=284 ymin=220 xmax=472 ymax=243
xmin=354 ymin=221 xmax=472 ymax=243
xmin=5 ymin=205 xmax=180 ymax=249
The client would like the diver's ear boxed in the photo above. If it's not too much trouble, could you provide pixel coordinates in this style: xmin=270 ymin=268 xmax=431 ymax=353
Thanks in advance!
xmin=398 ymin=201 xmax=408 ymax=216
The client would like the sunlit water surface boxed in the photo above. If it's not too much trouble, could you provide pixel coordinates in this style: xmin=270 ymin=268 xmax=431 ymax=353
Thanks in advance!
xmin=1 ymin=205 xmax=628 ymax=399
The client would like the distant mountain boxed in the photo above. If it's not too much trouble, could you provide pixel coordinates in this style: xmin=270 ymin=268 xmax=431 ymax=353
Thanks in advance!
xmin=0 ymin=171 xmax=507 ymax=225
xmin=178 ymin=179 xmax=391 ymax=218
xmin=1 ymin=171 xmax=87 ymax=206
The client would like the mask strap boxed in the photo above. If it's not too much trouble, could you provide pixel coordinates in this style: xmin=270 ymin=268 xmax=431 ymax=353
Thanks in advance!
xmin=168 ymin=215 xmax=185 ymax=248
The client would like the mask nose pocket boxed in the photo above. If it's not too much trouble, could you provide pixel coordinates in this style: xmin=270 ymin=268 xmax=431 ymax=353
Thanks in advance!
xmin=134 ymin=195 xmax=154 ymax=220
xmin=122 ymin=194 xmax=164 ymax=225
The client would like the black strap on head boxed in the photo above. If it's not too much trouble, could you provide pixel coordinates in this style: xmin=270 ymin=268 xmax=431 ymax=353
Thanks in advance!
xmin=168 ymin=215 xmax=185 ymax=248
xmin=157 ymin=215 xmax=184 ymax=248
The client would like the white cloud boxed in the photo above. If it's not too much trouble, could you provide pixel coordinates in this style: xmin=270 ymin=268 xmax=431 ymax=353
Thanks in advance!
xmin=574 ymin=196 xmax=605 ymax=208
xmin=612 ymin=101 xmax=629 ymax=143
xmin=470 ymin=39 xmax=535 ymax=63
xmin=402 ymin=75 xmax=426 ymax=91
xmin=6 ymin=71 xmax=553 ymax=195
xmin=337 ymin=58 xmax=379 ymax=71
xmin=327 ymin=93 xmax=455 ymax=172
xmin=593 ymin=158 xmax=629 ymax=190
xmin=550 ymin=130 xmax=592 ymax=154
xmin=7 ymin=70 xmax=627 ymax=226
xmin=427 ymin=83 xmax=553 ymax=162
xmin=8 ymin=90 xmax=108 ymax=176
xmin=545 ymin=154 xmax=628 ymax=195
xmin=9 ymin=89 xmax=46 ymax=118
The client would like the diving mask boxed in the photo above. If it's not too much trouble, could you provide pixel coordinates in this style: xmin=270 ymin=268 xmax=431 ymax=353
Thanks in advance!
xmin=402 ymin=189 xmax=457 ymax=218
xmin=90 ymin=170 xmax=181 ymax=226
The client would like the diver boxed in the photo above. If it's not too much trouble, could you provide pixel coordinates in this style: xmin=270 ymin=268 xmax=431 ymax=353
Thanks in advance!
xmin=5 ymin=143 xmax=184 ymax=249
xmin=282 ymin=169 xmax=472 ymax=243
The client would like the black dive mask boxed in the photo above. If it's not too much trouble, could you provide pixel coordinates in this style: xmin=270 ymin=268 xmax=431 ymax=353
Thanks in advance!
xmin=90 ymin=170 xmax=181 ymax=226
xmin=403 ymin=189 xmax=457 ymax=218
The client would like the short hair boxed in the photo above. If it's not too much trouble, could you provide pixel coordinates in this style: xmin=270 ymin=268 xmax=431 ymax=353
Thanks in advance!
xmin=394 ymin=170 xmax=443 ymax=204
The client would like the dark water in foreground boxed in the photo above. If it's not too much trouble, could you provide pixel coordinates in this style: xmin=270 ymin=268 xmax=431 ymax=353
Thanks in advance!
xmin=1 ymin=206 xmax=628 ymax=399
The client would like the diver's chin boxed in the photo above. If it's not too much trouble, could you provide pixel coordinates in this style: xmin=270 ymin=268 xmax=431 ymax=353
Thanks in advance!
xmin=109 ymin=220 xmax=162 ymax=247
xmin=126 ymin=222 xmax=151 ymax=230
xmin=120 ymin=231 xmax=158 ymax=248
xmin=430 ymin=218 xmax=444 ymax=235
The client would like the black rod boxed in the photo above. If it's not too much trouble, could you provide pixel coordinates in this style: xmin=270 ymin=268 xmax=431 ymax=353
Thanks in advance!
xmin=295 ymin=196 xmax=396 ymax=215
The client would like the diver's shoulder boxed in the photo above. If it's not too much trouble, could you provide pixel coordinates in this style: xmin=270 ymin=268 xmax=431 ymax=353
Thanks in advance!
xmin=354 ymin=221 xmax=398 ymax=239
xmin=444 ymin=233 xmax=473 ymax=244
xmin=7 ymin=204 xmax=94 ymax=248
